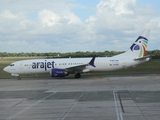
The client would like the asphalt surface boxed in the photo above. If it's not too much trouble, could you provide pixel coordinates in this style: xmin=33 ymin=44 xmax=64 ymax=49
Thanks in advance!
xmin=0 ymin=74 xmax=160 ymax=120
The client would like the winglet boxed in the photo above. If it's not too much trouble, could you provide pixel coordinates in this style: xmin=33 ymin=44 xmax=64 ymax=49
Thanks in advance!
xmin=89 ymin=55 xmax=96 ymax=67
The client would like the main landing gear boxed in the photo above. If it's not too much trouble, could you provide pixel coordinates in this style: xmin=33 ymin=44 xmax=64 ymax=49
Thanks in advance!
xmin=17 ymin=76 xmax=21 ymax=80
xmin=74 ymin=73 xmax=81 ymax=78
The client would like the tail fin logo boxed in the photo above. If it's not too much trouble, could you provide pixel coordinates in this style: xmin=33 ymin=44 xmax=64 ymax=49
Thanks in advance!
xmin=130 ymin=36 xmax=148 ymax=57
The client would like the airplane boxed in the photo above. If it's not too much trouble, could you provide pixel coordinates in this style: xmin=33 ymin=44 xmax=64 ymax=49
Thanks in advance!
xmin=3 ymin=30 xmax=150 ymax=80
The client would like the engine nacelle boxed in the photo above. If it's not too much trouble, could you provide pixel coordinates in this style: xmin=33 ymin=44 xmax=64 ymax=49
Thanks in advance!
xmin=50 ymin=68 xmax=68 ymax=77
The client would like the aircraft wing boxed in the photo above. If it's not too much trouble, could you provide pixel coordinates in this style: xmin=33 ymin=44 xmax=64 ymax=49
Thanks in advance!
xmin=65 ymin=55 xmax=96 ymax=73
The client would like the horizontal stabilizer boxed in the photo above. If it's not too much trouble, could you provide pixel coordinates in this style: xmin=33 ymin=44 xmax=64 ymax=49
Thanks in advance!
xmin=134 ymin=55 xmax=150 ymax=61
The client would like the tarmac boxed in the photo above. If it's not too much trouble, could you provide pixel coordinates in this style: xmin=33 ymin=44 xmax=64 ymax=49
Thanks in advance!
xmin=0 ymin=74 xmax=160 ymax=120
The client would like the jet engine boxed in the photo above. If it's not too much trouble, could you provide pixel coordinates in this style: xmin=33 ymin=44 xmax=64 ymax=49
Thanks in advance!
xmin=50 ymin=68 xmax=68 ymax=77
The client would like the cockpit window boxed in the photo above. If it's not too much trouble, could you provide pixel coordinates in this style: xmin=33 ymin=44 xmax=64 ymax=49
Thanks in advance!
xmin=10 ymin=64 xmax=15 ymax=67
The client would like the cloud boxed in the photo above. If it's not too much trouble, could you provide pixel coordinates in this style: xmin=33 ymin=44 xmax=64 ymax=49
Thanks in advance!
xmin=0 ymin=0 xmax=160 ymax=52
xmin=1 ymin=10 xmax=16 ymax=19
xmin=97 ymin=0 xmax=136 ymax=15
xmin=38 ymin=9 xmax=61 ymax=27
xmin=86 ymin=0 xmax=156 ymax=31
xmin=84 ymin=0 xmax=160 ymax=50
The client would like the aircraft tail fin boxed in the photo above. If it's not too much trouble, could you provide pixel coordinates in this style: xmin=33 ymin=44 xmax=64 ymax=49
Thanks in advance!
xmin=125 ymin=29 xmax=150 ymax=58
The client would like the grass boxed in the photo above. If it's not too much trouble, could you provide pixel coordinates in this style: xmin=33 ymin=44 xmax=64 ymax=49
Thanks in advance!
xmin=0 ymin=57 xmax=160 ymax=79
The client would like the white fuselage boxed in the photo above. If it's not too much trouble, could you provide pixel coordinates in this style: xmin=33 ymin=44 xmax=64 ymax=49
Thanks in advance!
xmin=3 ymin=55 xmax=149 ymax=75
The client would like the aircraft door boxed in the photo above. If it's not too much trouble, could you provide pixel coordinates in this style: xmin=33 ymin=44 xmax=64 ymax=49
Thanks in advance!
xmin=19 ymin=62 xmax=23 ymax=70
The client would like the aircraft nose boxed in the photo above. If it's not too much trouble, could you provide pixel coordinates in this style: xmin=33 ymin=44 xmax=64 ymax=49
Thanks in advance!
xmin=3 ymin=67 xmax=9 ymax=73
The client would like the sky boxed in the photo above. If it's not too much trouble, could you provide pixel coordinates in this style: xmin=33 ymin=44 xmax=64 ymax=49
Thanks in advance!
xmin=0 ymin=0 xmax=160 ymax=53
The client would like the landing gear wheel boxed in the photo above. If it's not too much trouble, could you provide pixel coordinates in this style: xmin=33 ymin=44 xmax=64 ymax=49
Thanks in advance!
xmin=17 ymin=76 xmax=21 ymax=80
xmin=75 ymin=73 xmax=81 ymax=78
